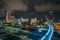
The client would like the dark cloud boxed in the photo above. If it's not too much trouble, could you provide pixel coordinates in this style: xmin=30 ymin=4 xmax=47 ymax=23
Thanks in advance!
xmin=35 ymin=3 xmax=60 ymax=12
xmin=0 ymin=0 xmax=60 ymax=13
xmin=5 ymin=0 xmax=28 ymax=11
xmin=4 ymin=0 xmax=60 ymax=12
xmin=0 ymin=0 xmax=60 ymax=17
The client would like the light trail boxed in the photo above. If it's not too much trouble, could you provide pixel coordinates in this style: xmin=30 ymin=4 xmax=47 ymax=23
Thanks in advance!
xmin=41 ymin=23 xmax=54 ymax=40
xmin=41 ymin=16 xmax=54 ymax=40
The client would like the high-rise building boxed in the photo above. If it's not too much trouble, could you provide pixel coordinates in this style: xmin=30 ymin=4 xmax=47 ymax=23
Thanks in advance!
xmin=30 ymin=18 xmax=37 ymax=25
xmin=5 ymin=10 xmax=14 ymax=23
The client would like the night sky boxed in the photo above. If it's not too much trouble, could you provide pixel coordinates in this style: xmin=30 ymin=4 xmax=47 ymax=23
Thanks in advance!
xmin=4 ymin=0 xmax=60 ymax=11
xmin=0 ymin=0 xmax=60 ymax=19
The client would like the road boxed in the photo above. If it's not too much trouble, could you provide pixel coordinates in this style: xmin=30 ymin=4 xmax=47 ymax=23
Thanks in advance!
xmin=41 ymin=23 xmax=54 ymax=40
xmin=29 ymin=22 xmax=54 ymax=40
xmin=40 ymin=16 xmax=54 ymax=40
xmin=29 ymin=16 xmax=54 ymax=40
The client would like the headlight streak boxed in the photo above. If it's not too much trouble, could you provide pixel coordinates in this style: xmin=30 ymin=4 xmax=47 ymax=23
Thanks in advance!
xmin=40 ymin=16 xmax=54 ymax=40
xmin=40 ymin=23 xmax=54 ymax=40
